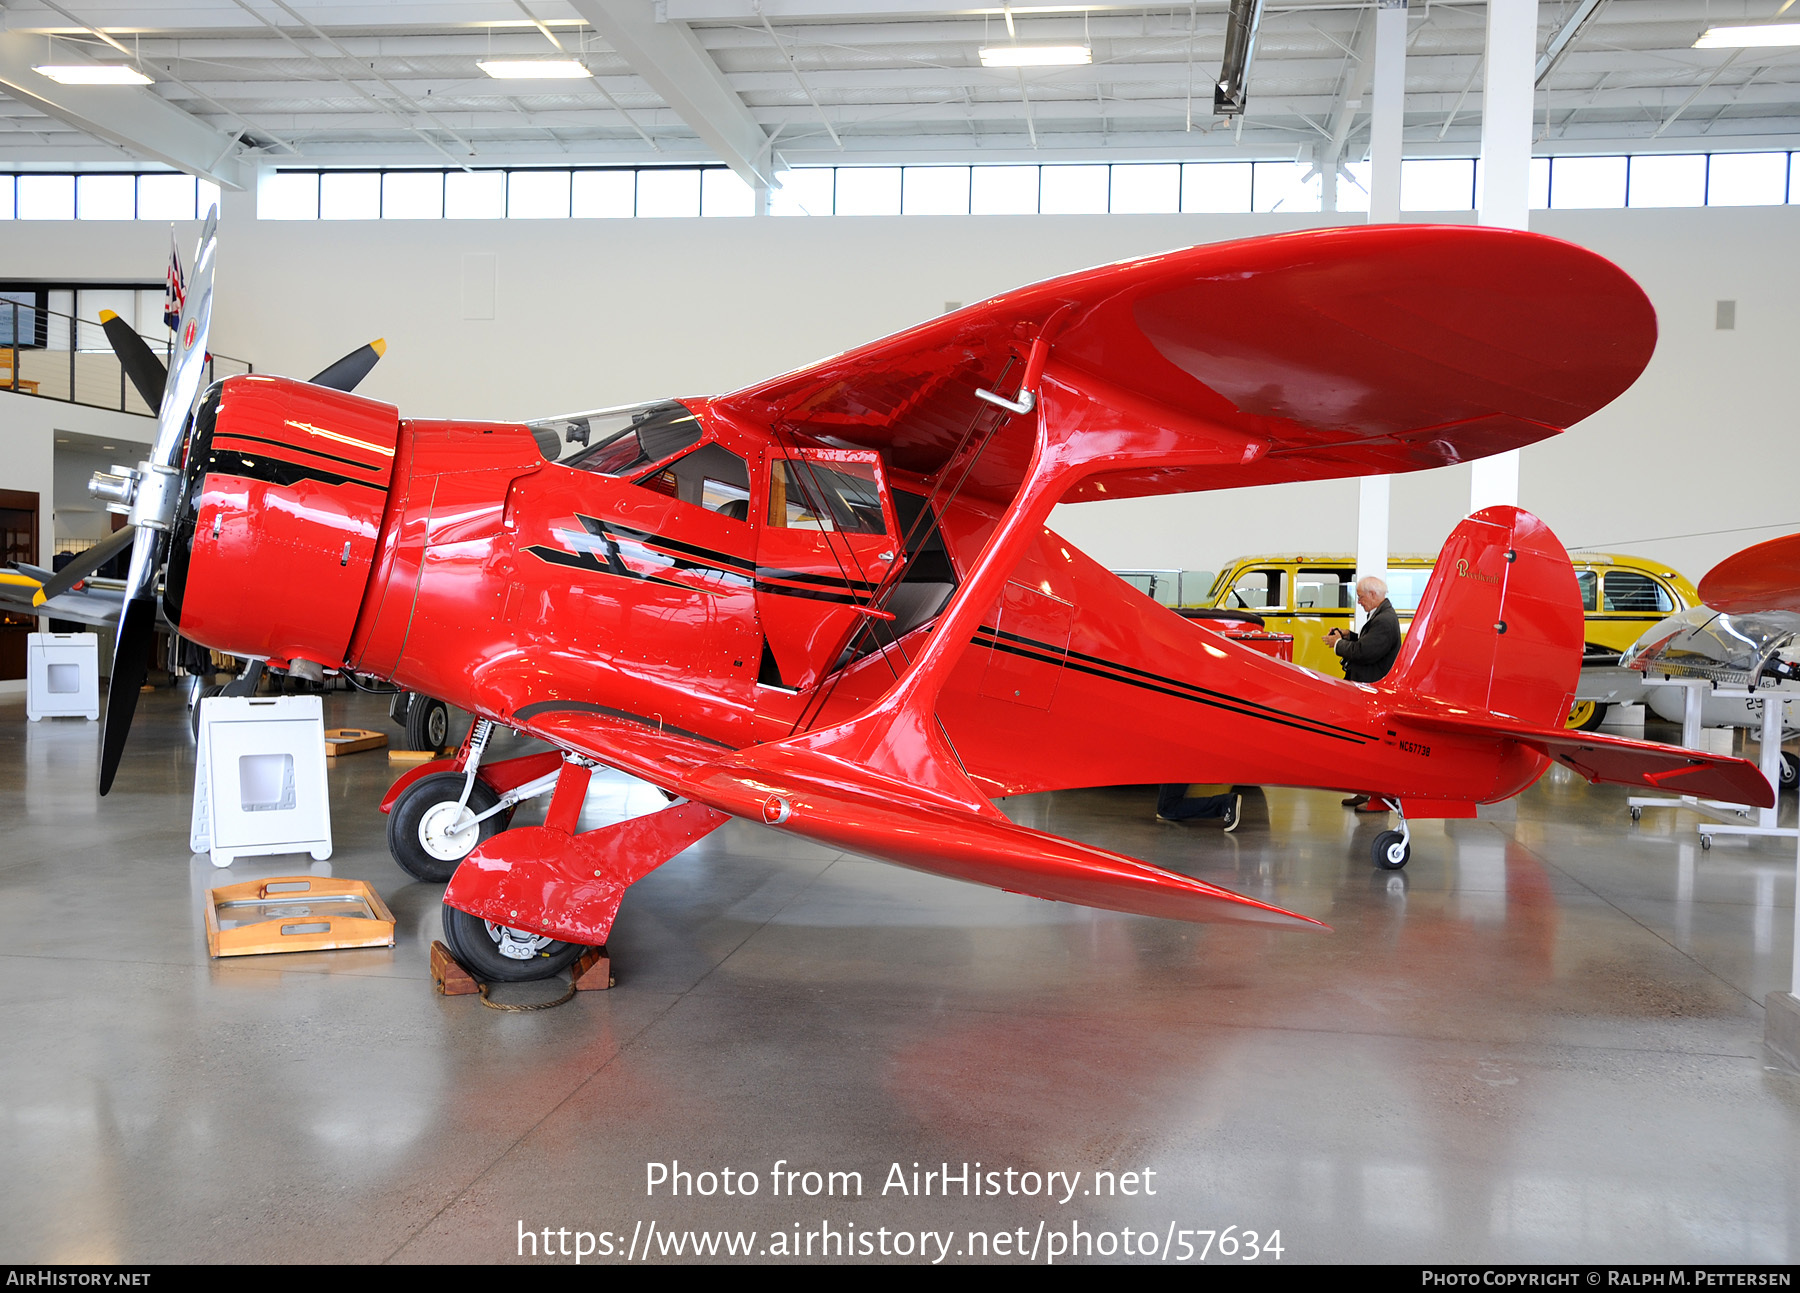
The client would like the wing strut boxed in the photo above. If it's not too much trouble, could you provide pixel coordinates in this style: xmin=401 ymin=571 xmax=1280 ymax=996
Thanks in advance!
xmin=758 ymin=359 xmax=1271 ymax=811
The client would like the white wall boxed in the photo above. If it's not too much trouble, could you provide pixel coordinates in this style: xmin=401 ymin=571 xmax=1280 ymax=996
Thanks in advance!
xmin=2 ymin=195 xmax=1794 ymax=585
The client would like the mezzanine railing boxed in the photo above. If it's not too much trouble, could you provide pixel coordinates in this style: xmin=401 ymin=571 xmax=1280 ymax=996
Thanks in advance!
xmin=1 ymin=300 xmax=251 ymax=416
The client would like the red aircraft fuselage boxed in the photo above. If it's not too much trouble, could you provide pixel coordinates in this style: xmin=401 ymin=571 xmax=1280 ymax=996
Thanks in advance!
xmin=168 ymin=373 xmax=1553 ymax=818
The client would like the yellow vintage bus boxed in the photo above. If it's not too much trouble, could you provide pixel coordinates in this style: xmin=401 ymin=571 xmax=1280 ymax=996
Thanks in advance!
xmin=1199 ymin=551 xmax=1699 ymax=729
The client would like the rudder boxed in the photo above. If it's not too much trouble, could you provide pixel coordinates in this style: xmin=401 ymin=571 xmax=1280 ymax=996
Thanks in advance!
xmin=1386 ymin=506 xmax=1583 ymax=727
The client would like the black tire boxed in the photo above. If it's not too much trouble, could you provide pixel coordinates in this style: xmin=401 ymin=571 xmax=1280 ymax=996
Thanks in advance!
xmin=1565 ymin=700 xmax=1609 ymax=732
xmin=1372 ymin=829 xmax=1410 ymax=870
xmin=1780 ymin=751 xmax=1798 ymax=791
xmin=441 ymin=902 xmax=587 ymax=983
xmin=404 ymin=695 xmax=452 ymax=752
xmin=386 ymin=772 xmax=507 ymax=883
xmin=189 ymin=684 xmax=225 ymax=741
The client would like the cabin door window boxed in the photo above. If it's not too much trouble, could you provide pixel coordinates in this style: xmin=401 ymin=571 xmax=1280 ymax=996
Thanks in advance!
xmin=754 ymin=450 xmax=899 ymax=692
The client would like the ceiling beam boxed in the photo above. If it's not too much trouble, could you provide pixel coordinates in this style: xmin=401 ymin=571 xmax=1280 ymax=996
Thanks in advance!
xmin=0 ymin=29 xmax=249 ymax=186
xmin=1536 ymin=0 xmax=1610 ymax=85
xmin=568 ymin=0 xmax=777 ymax=187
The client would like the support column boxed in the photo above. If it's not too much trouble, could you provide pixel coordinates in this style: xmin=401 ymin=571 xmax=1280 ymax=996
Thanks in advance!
xmin=1355 ymin=473 xmax=1390 ymax=628
xmin=1368 ymin=0 xmax=1407 ymax=224
xmin=1358 ymin=2 xmax=1405 ymax=612
xmin=1763 ymin=823 xmax=1800 ymax=1071
xmin=1471 ymin=0 xmax=1538 ymax=512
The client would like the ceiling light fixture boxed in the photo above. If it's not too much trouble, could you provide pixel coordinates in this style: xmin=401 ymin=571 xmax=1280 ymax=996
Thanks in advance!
xmin=979 ymin=45 xmax=1092 ymax=68
xmin=34 ymin=64 xmax=153 ymax=86
xmin=477 ymin=58 xmax=590 ymax=79
xmin=1693 ymin=24 xmax=1800 ymax=48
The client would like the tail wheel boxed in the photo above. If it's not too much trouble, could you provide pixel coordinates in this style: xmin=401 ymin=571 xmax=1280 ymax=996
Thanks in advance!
xmin=1372 ymin=829 xmax=1410 ymax=870
xmin=1565 ymin=700 xmax=1608 ymax=732
xmin=386 ymin=772 xmax=509 ymax=883
xmin=442 ymin=903 xmax=586 ymax=982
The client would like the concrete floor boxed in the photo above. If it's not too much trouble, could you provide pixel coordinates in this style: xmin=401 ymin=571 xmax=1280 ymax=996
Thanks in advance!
xmin=3 ymin=687 xmax=1798 ymax=1266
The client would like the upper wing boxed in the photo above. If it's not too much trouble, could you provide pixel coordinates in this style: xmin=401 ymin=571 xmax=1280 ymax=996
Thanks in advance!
xmin=714 ymin=225 xmax=1655 ymax=503
xmin=1698 ymin=532 xmax=1800 ymax=613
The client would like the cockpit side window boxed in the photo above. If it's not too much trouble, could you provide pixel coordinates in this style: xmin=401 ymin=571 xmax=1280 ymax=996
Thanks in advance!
xmin=767 ymin=458 xmax=887 ymax=535
xmin=632 ymin=441 xmax=751 ymax=520
xmin=561 ymin=401 xmax=704 ymax=477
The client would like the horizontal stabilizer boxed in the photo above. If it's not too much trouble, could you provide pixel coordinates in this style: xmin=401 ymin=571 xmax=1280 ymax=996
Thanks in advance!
xmin=1392 ymin=706 xmax=1775 ymax=808
xmin=683 ymin=747 xmax=1327 ymax=931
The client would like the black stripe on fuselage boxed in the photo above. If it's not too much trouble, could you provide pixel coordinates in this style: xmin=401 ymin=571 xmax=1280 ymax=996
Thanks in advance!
xmin=211 ymin=431 xmax=388 ymax=478
xmin=972 ymin=624 xmax=1372 ymax=746
xmin=513 ymin=699 xmax=736 ymax=750
xmin=530 ymin=513 xmax=871 ymax=605
xmin=524 ymin=544 xmax=699 ymax=593
xmin=601 ymin=519 xmax=756 ymax=573
xmin=201 ymin=450 xmax=387 ymax=495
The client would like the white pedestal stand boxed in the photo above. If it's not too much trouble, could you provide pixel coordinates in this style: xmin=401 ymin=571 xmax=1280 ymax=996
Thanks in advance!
xmin=26 ymin=632 xmax=99 ymax=721
xmin=191 ymin=695 xmax=333 ymax=869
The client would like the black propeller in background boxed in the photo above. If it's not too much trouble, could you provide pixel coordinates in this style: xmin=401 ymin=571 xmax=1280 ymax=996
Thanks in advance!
xmin=98 ymin=309 xmax=167 ymax=410
xmin=30 ymin=525 xmax=136 ymax=607
xmin=308 ymin=338 xmax=386 ymax=393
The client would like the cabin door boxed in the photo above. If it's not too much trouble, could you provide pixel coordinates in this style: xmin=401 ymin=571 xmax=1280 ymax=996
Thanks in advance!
xmin=754 ymin=450 xmax=900 ymax=693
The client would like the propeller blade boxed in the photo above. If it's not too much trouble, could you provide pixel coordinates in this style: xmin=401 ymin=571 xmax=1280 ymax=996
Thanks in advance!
xmin=307 ymin=338 xmax=386 ymax=393
xmin=98 ymin=594 xmax=159 ymax=796
xmin=148 ymin=205 xmax=217 ymax=483
xmin=31 ymin=526 xmax=136 ymax=607
xmin=98 ymin=310 xmax=167 ymax=410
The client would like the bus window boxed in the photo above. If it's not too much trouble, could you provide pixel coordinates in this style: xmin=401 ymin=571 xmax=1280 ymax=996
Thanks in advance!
xmin=1603 ymin=571 xmax=1673 ymax=614
xmin=1229 ymin=569 xmax=1285 ymax=611
xmin=1383 ymin=569 xmax=1429 ymax=613
xmin=1296 ymin=569 xmax=1354 ymax=610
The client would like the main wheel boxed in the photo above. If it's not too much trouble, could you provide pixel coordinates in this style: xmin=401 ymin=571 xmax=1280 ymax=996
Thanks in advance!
xmin=1372 ymin=829 xmax=1410 ymax=870
xmin=441 ymin=903 xmax=587 ymax=983
xmin=403 ymin=695 xmax=452 ymax=752
xmin=1565 ymin=700 xmax=1608 ymax=732
xmin=189 ymin=683 xmax=224 ymax=740
xmin=386 ymin=772 xmax=507 ymax=883
xmin=1780 ymin=751 xmax=1798 ymax=791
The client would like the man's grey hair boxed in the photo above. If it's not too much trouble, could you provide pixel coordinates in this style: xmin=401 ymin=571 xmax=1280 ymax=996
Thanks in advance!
xmin=1357 ymin=575 xmax=1388 ymax=599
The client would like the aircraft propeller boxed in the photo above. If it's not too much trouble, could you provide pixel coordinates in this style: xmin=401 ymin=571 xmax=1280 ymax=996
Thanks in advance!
xmin=82 ymin=209 xmax=388 ymax=794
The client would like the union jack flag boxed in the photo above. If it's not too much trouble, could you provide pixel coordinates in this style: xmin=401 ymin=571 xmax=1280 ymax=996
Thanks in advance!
xmin=163 ymin=232 xmax=185 ymax=331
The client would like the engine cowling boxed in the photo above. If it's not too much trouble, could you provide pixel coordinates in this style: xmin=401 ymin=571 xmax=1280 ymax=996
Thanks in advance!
xmin=163 ymin=373 xmax=400 ymax=672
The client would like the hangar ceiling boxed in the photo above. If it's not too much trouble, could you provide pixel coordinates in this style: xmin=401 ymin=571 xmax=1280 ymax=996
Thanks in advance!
xmin=0 ymin=0 xmax=1797 ymax=188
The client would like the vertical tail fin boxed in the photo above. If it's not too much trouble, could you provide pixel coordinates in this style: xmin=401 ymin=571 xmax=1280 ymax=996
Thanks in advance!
xmin=1386 ymin=506 xmax=1584 ymax=726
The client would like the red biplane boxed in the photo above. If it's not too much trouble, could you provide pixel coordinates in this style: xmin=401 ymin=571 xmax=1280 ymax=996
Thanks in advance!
xmin=81 ymin=215 xmax=1772 ymax=981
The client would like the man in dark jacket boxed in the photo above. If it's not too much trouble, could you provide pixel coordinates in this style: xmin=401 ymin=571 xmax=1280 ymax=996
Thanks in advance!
xmin=1327 ymin=576 xmax=1402 ymax=682
xmin=1327 ymin=576 xmax=1402 ymax=811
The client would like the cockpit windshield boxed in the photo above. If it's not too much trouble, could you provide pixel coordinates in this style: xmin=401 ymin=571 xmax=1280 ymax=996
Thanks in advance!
xmin=532 ymin=400 xmax=704 ymax=475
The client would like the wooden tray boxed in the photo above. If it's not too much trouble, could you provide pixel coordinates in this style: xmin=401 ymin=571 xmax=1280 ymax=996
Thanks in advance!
xmin=325 ymin=727 xmax=388 ymax=759
xmin=204 ymin=876 xmax=396 ymax=958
